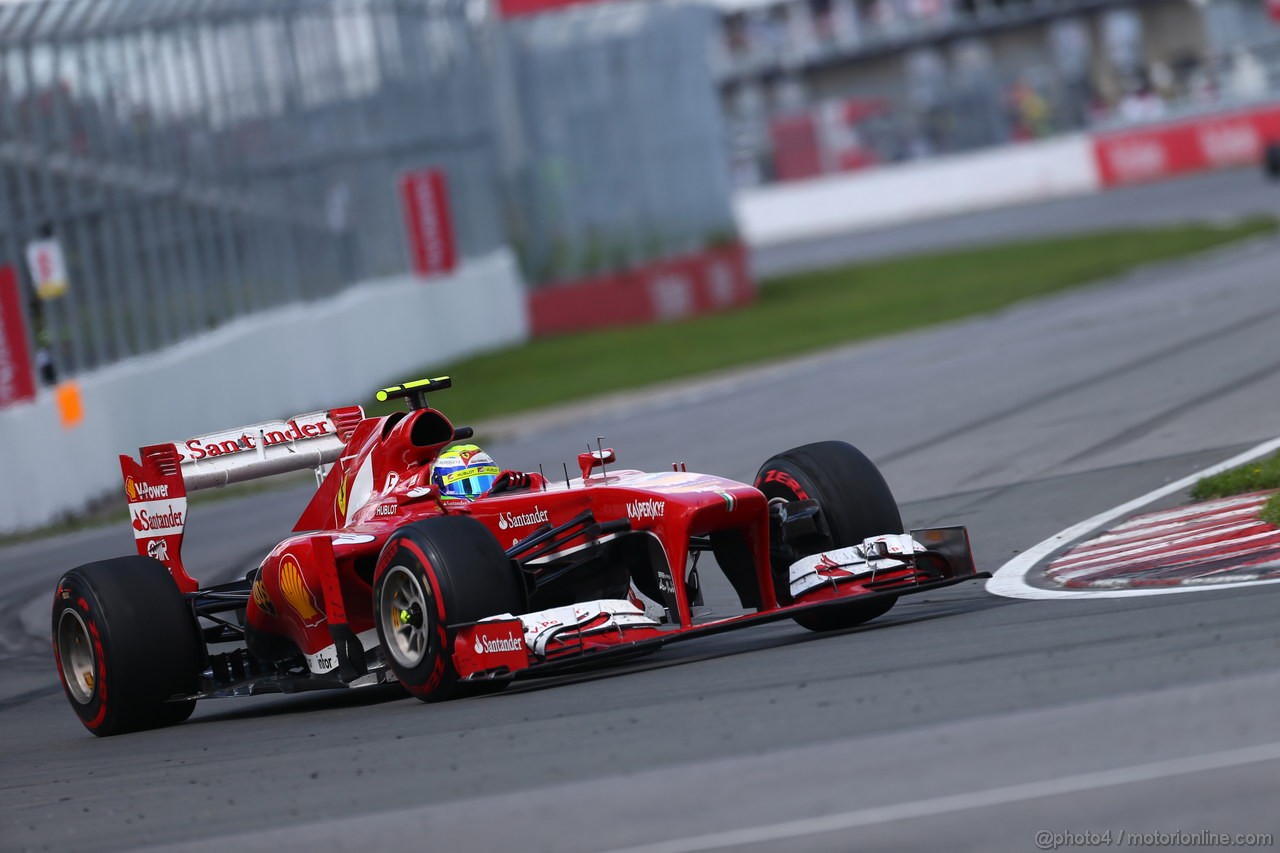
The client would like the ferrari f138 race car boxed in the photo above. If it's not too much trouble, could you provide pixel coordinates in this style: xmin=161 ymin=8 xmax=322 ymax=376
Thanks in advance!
xmin=52 ymin=377 xmax=986 ymax=736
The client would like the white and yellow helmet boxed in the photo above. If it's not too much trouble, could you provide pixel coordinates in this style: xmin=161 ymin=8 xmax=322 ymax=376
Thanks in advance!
xmin=430 ymin=444 xmax=499 ymax=500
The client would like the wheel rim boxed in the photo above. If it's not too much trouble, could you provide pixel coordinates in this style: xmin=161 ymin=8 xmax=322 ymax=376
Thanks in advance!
xmin=379 ymin=566 xmax=431 ymax=668
xmin=57 ymin=609 xmax=96 ymax=705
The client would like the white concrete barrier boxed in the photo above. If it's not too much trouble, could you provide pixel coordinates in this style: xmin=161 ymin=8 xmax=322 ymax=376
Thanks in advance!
xmin=0 ymin=250 xmax=528 ymax=534
xmin=735 ymin=134 xmax=1102 ymax=247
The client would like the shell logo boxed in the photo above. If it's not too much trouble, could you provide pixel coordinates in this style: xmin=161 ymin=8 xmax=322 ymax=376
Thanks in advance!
xmin=279 ymin=557 xmax=324 ymax=627
xmin=124 ymin=476 xmax=139 ymax=501
xmin=251 ymin=578 xmax=277 ymax=616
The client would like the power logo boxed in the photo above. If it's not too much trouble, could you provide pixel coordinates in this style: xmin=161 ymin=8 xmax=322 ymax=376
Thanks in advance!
xmin=279 ymin=557 xmax=324 ymax=627
xmin=124 ymin=476 xmax=170 ymax=502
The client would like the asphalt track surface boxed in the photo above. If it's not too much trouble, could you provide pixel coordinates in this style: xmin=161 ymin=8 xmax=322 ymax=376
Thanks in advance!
xmin=4 ymin=170 xmax=1280 ymax=852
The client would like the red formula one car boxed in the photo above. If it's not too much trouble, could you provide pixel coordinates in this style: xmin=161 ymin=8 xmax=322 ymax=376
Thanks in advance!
xmin=52 ymin=377 xmax=985 ymax=736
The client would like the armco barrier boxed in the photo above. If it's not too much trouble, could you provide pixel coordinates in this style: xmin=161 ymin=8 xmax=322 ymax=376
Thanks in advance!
xmin=528 ymin=243 xmax=754 ymax=336
xmin=0 ymin=251 xmax=528 ymax=534
xmin=734 ymin=134 xmax=1100 ymax=247
xmin=1092 ymin=103 xmax=1280 ymax=187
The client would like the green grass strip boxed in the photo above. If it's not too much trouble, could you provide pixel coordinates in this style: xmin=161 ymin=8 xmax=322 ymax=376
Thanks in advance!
xmin=371 ymin=219 xmax=1277 ymax=424
xmin=1262 ymin=494 xmax=1280 ymax=528
xmin=1191 ymin=449 xmax=1280 ymax=529
xmin=1191 ymin=451 xmax=1280 ymax=501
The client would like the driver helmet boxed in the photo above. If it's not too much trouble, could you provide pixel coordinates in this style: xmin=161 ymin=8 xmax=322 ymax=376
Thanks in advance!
xmin=431 ymin=444 xmax=499 ymax=500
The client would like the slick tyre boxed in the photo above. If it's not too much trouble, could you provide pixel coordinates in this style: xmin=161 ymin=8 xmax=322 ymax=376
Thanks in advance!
xmin=756 ymin=441 xmax=902 ymax=632
xmin=373 ymin=516 xmax=525 ymax=702
xmin=52 ymin=556 xmax=200 ymax=736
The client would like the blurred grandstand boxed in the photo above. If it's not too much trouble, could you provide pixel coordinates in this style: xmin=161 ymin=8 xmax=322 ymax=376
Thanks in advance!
xmin=709 ymin=0 xmax=1280 ymax=185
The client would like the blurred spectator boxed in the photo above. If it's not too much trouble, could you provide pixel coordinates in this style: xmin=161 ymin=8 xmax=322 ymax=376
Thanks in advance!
xmin=1009 ymin=79 xmax=1051 ymax=140
xmin=1227 ymin=47 xmax=1268 ymax=99
xmin=1117 ymin=77 xmax=1166 ymax=123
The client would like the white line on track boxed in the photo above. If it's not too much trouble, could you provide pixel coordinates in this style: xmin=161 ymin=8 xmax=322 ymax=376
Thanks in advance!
xmin=605 ymin=742 xmax=1280 ymax=853
xmin=987 ymin=435 xmax=1280 ymax=600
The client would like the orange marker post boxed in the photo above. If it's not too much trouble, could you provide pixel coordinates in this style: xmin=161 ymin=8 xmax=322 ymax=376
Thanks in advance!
xmin=55 ymin=381 xmax=84 ymax=429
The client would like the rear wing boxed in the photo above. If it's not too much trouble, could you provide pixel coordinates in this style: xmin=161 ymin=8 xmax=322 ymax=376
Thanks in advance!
xmin=119 ymin=406 xmax=364 ymax=592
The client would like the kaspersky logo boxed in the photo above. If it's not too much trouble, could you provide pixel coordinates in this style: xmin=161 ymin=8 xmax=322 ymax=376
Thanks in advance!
xmin=473 ymin=632 xmax=523 ymax=654
xmin=627 ymin=499 xmax=665 ymax=521
xmin=497 ymin=507 xmax=549 ymax=531
xmin=124 ymin=476 xmax=170 ymax=502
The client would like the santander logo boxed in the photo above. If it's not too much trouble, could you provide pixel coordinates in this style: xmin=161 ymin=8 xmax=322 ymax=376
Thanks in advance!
xmin=131 ymin=504 xmax=185 ymax=534
xmin=627 ymin=499 xmax=665 ymax=520
xmin=497 ymin=507 xmax=550 ymax=531
xmin=473 ymin=632 xmax=523 ymax=654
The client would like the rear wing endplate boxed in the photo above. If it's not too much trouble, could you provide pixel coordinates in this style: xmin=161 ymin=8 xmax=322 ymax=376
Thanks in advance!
xmin=119 ymin=406 xmax=364 ymax=592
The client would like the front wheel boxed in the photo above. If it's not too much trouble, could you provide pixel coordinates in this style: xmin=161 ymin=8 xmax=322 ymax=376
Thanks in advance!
xmin=52 ymin=556 xmax=201 ymax=736
xmin=1266 ymin=143 xmax=1280 ymax=180
xmin=756 ymin=441 xmax=902 ymax=632
xmin=373 ymin=516 xmax=526 ymax=702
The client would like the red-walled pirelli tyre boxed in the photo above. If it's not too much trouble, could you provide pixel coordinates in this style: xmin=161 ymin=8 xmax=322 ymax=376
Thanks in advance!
xmin=373 ymin=516 xmax=526 ymax=702
xmin=756 ymin=441 xmax=903 ymax=633
xmin=51 ymin=556 xmax=201 ymax=736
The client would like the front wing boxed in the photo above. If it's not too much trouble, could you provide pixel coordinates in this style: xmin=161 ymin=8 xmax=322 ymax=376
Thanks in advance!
xmin=453 ymin=526 xmax=986 ymax=681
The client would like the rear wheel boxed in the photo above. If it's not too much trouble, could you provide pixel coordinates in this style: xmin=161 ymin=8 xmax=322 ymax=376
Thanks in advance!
xmin=756 ymin=441 xmax=902 ymax=632
xmin=52 ymin=556 xmax=201 ymax=736
xmin=1266 ymin=143 xmax=1280 ymax=180
xmin=373 ymin=516 xmax=525 ymax=702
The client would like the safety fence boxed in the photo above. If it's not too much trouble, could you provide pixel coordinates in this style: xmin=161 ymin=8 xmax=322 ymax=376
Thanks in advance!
xmin=0 ymin=0 xmax=508 ymax=380
xmin=0 ymin=0 xmax=740 ymax=388
xmin=501 ymin=2 xmax=737 ymax=287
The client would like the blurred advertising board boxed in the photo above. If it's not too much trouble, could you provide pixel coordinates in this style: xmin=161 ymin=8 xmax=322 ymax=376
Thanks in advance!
xmin=528 ymin=243 xmax=753 ymax=336
xmin=1093 ymin=103 xmax=1280 ymax=187
xmin=399 ymin=169 xmax=457 ymax=279
xmin=0 ymin=266 xmax=37 ymax=408
xmin=770 ymin=99 xmax=889 ymax=183
xmin=25 ymin=239 xmax=68 ymax=300
xmin=497 ymin=0 xmax=600 ymax=17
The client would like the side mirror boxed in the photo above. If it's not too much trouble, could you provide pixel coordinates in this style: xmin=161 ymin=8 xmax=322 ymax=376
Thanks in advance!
xmin=578 ymin=448 xmax=617 ymax=480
